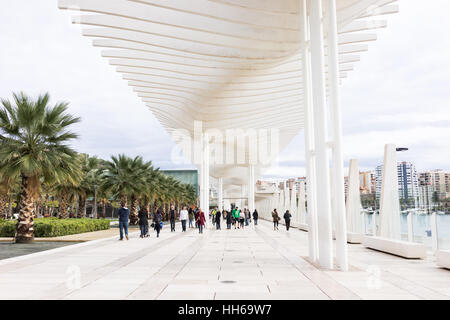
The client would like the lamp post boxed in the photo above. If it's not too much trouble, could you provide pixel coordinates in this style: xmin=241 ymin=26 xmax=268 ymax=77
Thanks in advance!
xmin=93 ymin=184 xmax=98 ymax=219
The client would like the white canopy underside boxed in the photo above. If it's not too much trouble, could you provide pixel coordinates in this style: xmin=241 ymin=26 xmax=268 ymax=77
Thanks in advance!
xmin=58 ymin=0 xmax=399 ymax=190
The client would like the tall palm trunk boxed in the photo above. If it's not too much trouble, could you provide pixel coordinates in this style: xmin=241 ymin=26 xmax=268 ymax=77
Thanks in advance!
xmin=7 ymin=195 xmax=13 ymax=219
xmin=120 ymin=194 xmax=127 ymax=207
xmin=101 ymin=200 xmax=106 ymax=218
xmin=15 ymin=176 xmax=35 ymax=243
xmin=129 ymin=195 xmax=139 ymax=225
xmin=78 ymin=195 xmax=86 ymax=218
xmin=0 ymin=193 xmax=7 ymax=219
xmin=59 ymin=193 xmax=68 ymax=219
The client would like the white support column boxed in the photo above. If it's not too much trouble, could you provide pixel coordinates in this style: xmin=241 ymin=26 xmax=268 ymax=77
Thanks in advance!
xmin=310 ymin=0 xmax=334 ymax=269
xmin=347 ymin=159 xmax=363 ymax=234
xmin=379 ymin=144 xmax=401 ymax=240
xmin=284 ymin=182 xmax=289 ymax=213
xmin=300 ymin=0 xmax=319 ymax=263
xmin=407 ymin=211 xmax=413 ymax=242
xmin=290 ymin=182 xmax=297 ymax=222
xmin=298 ymin=180 xmax=306 ymax=224
xmin=199 ymin=145 xmax=205 ymax=210
xmin=248 ymin=166 xmax=255 ymax=213
xmin=203 ymin=133 xmax=210 ymax=216
xmin=241 ymin=185 xmax=246 ymax=209
xmin=218 ymin=177 xmax=223 ymax=212
xmin=327 ymin=0 xmax=349 ymax=271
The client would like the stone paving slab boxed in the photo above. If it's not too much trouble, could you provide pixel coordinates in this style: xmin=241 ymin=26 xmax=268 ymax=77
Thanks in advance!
xmin=0 ymin=220 xmax=448 ymax=300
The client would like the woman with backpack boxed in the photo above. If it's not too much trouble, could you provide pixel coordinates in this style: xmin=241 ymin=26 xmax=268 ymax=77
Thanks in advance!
xmin=272 ymin=209 xmax=280 ymax=231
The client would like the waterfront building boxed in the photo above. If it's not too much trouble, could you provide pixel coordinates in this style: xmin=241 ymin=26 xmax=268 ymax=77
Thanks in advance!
xmin=376 ymin=162 xmax=420 ymax=207
xmin=419 ymin=170 xmax=450 ymax=200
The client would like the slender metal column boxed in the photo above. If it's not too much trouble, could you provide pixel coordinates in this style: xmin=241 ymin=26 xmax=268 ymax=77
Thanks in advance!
xmin=327 ymin=0 xmax=349 ymax=271
xmin=309 ymin=0 xmax=334 ymax=269
xmin=300 ymin=0 xmax=319 ymax=263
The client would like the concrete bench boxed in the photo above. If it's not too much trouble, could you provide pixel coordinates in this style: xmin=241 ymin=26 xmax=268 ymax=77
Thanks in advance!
xmin=332 ymin=231 xmax=363 ymax=244
xmin=347 ymin=232 xmax=364 ymax=244
xmin=363 ymin=236 xmax=427 ymax=259
xmin=298 ymin=223 xmax=309 ymax=232
xmin=436 ymin=250 xmax=450 ymax=269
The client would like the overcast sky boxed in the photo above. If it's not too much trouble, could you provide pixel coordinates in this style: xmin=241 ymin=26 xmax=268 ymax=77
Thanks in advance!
xmin=0 ymin=0 xmax=449 ymax=179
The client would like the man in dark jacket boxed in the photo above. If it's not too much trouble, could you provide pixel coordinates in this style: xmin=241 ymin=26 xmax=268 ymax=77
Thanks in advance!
xmin=283 ymin=210 xmax=292 ymax=231
xmin=153 ymin=209 xmax=163 ymax=238
xmin=252 ymin=209 xmax=259 ymax=226
xmin=226 ymin=210 xmax=232 ymax=229
xmin=118 ymin=202 xmax=130 ymax=240
xmin=169 ymin=205 xmax=176 ymax=232
xmin=138 ymin=208 xmax=149 ymax=238
xmin=215 ymin=210 xmax=221 ymax=230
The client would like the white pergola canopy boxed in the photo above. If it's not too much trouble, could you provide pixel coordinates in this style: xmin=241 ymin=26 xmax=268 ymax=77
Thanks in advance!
xmin=58 ymin=0 xmax=398 ymax=188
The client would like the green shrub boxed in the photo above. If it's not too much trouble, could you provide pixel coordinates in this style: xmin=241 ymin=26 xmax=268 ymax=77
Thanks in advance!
xmin=0 ymin=220 xmax=16 ymax=237
xmin=0 ymin=218 xmax=110 ymax=238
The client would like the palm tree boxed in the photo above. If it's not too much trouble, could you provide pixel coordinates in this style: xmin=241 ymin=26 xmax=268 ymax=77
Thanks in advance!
xmin=0 ymin=92 xmax=81 ymax=243
xmin=54 ymin=181 xmax=79 ymax=219
xmin=74 ymin=154 xmax=102 ymax=218
xmin=102 ymin=155 xmax=152 ymax=224
xmin=140 ymin=166 xmax=160 ymax=217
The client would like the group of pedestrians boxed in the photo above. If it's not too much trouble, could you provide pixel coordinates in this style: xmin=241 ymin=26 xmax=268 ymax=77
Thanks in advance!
xmin=164 ymin=205 xmax=208 ymax=234
xmin=118 ymin=201 xmax=292 ymax=241
xmin=117 ymin=202 xmax=167 ymax=240
xmin=271 ymin=208 xmax=292 ymax=231
xmin=220 ymin=207 xmax=259 ymax=230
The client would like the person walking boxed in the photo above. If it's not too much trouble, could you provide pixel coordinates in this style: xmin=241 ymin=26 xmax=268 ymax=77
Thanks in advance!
xmin=252 ymin=209 xmax=259 ymax=226
xmin=180 ymin=206 xmax=188 ymax=232
xmin=283 ymin=210 xmax=292 ymax=231
xmin=153 ymin=209 xmax=163 ymax=238
xmin=138 ymin=207 xmax=149 ymax=238
xmin=194 ymin=208 xmax=199 ymax=228
xmin=226 ymin=210 xmax=232 ymax=229
xmin=169 ymin=205 xmax=176 ymax=232
xmin=188 ymin=206 xmax=194 ymax=228
xmin=232 ymin=207 xmax=240 ymax=229
xmin=272 ymin=209 xmax=280 ymax=231
xmin=118 ymin=202 xmax=130 ymax=240
xmin=244 ymin=208 xmax=250 ymax=226
xmin=197 ymin=208 xmax=206 ymax=234
xmin=215 ymin=209 xmax=221 ymax=230
xmin=239 ymin=209 xmax=245 ymax=229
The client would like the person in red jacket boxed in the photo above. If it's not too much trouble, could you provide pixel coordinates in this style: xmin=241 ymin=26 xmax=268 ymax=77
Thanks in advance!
xmin=196 ymin=208 xmax=206 ymax=234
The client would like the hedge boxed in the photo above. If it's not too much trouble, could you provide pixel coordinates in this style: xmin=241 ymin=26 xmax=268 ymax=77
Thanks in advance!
xmin=0 ymin=218 xmax=110 ymax=238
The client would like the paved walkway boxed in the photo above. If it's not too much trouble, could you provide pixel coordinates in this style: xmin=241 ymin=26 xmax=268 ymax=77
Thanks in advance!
xmin=0 ymin=220 xmax=448 ymax=300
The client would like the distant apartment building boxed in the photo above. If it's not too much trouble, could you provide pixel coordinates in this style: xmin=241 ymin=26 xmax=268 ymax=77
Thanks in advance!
xmin=419 ymin=170 xmax=450 ymax=200
xmin=418 ymin=183 xmax=434 ymax=210
xmin=359 ymin=171 xmax=376 ymax=194
xmin=375 ymin=162 xmax=420 ymax=206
